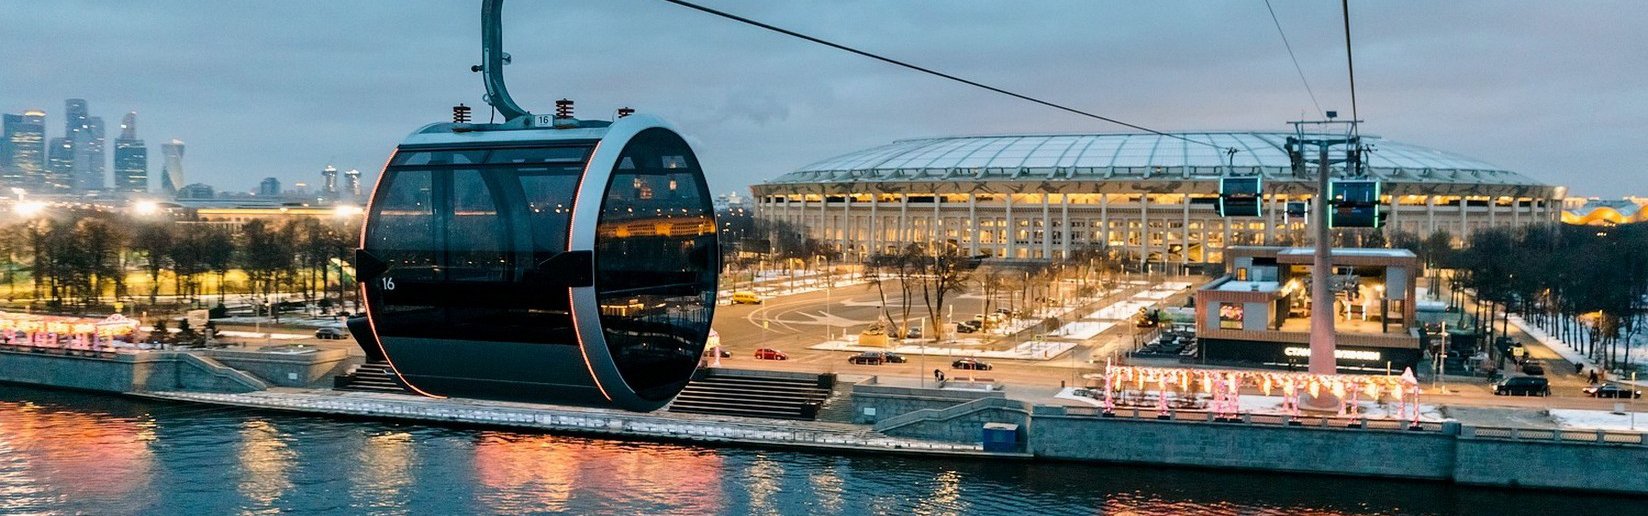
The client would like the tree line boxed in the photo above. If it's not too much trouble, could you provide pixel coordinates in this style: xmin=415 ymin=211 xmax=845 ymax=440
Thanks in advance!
xmin=0 ymin=211 xmax=359 ymax=314
xmin=1393 ymin=223 xmax=1648 ymax=373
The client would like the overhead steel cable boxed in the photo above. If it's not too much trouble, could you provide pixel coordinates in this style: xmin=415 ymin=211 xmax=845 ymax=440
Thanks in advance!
xmin=656 ymin=0 xmax=1222 ymax=149
xmin=1263 ymin=0 xmax=1324 ymax=117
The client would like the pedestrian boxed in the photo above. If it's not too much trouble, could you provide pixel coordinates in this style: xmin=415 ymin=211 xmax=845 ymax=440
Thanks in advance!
xmin=1574 ymin=362 xmax=1584 ymax=375
xmin=933 ymin=368 xmax=945 ymax=383
xmin=1588 ymin=369 xmax=1600 ymax=385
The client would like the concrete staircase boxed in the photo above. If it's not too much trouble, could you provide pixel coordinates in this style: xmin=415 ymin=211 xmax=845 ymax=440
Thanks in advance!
xmin=668 ymin=369 xmax=834 ymax=421
xmin=332 ymin=361 xmax=408 ymax=393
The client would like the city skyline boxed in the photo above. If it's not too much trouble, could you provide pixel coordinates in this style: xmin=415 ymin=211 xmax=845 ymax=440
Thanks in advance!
xmin=4 ymin=100 xmax=359 ymax=197
xmin=2 ymin=2 xmax=1645 ymax=197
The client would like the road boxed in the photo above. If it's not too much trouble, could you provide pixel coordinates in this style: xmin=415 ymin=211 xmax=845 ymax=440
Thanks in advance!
xmin=707 ymin=278 xmax=1643 ymax=413
xmin=710 ymin=277 xmax=1178 ymax=389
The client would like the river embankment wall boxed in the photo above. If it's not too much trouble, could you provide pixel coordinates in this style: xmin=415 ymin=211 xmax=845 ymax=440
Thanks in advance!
xmin=853 ymin=385 xmax=1648 ymax=495
xmin=0 ymin=349 xmax=266 ymax=393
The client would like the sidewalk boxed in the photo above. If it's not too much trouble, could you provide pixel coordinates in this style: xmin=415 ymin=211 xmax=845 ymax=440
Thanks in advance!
xmin=1507 ymin=314 xmax=1640 ymax=387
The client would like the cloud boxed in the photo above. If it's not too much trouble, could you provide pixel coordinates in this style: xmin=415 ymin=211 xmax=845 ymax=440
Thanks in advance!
xmin=2 ymin=0 xmax=1643 ymax=197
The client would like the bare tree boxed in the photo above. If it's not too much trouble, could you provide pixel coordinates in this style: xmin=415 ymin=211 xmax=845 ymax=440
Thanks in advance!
xmin=915 ymin=242 xmax=978 ymax=340
xmin=131 ymin=222 xmax=173 ymax=306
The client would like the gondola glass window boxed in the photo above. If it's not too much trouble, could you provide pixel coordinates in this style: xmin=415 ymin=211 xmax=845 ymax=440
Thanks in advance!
xmin=595 ymin=128 xmax=717 ymax=401
xmin=1329 ymin=180 xmax=1383 ymax=228
xmin=365 ymin=146 xmax=593 ymax=345
xmin=1218 ymin=176 xmax=1262 ymax=218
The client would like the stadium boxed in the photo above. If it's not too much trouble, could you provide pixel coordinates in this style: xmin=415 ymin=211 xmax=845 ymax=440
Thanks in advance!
xmin=751 ymin=131 xmax=1562 ymax=270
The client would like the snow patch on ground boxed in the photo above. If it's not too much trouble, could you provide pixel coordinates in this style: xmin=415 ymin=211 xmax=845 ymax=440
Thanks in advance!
xmin=810 ymin=337 xmax=1076 ymax=361
xmin=1053 ymin=321 xmax=1117 ymax=340
xmin=1550 ymin=408 xmax=1648 ymax=432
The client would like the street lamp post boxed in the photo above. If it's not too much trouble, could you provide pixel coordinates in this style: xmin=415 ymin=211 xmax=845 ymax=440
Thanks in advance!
xmin=1436 ymin=321 xmax=1450 ymax=394
xmin=825 ymin=279 xmax=831 ymax=342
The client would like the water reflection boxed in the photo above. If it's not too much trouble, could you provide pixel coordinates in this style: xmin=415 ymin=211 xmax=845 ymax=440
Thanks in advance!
xmin=917 ymin=469 xmax=964 ymax=516
xmin=739 ymin=453 xmax=783 ymax=516
xmin=235 ymin=419 xmax=295 ymax=514
xmin=349 ymin=431 xmax=416 ymax=514
xmin=805 ymin=461 xmax=845 ymax=514
xmin=472 ymin=432 xmax=724 ymax=514
xmin=1 ymin=384 xmax=1645 ymax=516
xmin=0 ymin=398 xmax=155 ymax=512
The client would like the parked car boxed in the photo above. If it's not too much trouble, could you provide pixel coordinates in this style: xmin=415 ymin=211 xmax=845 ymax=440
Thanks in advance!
xmin=315 ymin=327 xmax=347 ymax=339
xmin=1521 ymin=362 xmax=1545 ymax=376
xmin=848 ymin=352 xmax=886 ymax=365
xmin=951 ymin=358 xmax=993 ymax=371
xmin=1583 ymin=383 xmax=1643 ymax=399
xmin=955 ymin=323 xmax=978 ymax=334
xmin=753 ymin=348 xmax=788 ymax=360
xmin=731 ymin=291 xmax=764 ymax=305
xmin=1493 ymin=376 xmax=1551 ymax=396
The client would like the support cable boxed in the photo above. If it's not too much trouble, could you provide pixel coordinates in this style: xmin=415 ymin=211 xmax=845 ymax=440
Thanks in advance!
xmin=1263 ymin=0 xmax=1324 ymax=117
xmin=657 ymin=0 xmax=1220 ymax=149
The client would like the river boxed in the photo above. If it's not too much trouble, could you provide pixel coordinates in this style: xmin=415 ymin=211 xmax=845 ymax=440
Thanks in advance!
xmin=0 ymin=384 xmax=1639 ymax=515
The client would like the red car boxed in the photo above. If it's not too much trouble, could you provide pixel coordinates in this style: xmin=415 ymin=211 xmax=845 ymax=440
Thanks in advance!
xmin=754 ymin=348 xmax=788 ymax=360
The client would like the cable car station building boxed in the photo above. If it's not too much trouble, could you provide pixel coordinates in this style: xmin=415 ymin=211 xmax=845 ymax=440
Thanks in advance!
xmin=751 ymin=132 xmax=1560 ymax=270
xmin=1194 ymin=246 xmax=1421 ymax=372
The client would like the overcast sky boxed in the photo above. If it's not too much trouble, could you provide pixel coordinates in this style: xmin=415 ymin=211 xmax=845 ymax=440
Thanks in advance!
xmin=3 ymin=1 xmax=1643 ymax=197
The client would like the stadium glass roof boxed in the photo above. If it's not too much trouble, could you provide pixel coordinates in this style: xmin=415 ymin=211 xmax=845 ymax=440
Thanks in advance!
xmin=768 ymin=132 xmax=1545 ymax=186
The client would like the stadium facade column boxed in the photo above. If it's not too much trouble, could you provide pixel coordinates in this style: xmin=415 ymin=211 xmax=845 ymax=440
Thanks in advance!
xmin=966 ymin=194 xmax=977 ymax=256
xmin=932 ymin=190 xmax=941 ymax=247
xmin=1139 ymin=194 xmax=1150 ymax=270
xmin=1458 ymin=197 xmax=1468 ymax=240
xmin=1386 ymin=194 xmax=1397 ymax=234
xmin=898 ymin=193 xmax=909 ymax=245
xmin=1265 ymin=194 xmax=1277 ymax=244
xmin=1100 ymin=194 xmax=1110 ymax=253
xmin=819 ymin=186 xmax=829 ymax=243
xmin=1060 ymin=193 xmax=1071 ymax=258
xmin=842 ymin=190 xmax=852 ymax=254
xmin=1041 ymin=194 xmax=1052 ymax=258
xmin=1004 ymin=194 xmax=1015 ymax=258
xmin=1181 ymin=194 xmax=1191 ymax=270
xmin=785 ymin=193 xmax=796 ymax=232
xmin=1426 ymin=197 xmax=1436 ymax=235
xmin=869 ymin=194 xmax=879 ymax=256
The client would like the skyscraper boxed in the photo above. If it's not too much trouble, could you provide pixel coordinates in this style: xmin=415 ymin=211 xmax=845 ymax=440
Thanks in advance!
xmin=258 ymin=177 xmax=281 ymax=197
xmin=45 ymin=137 xmax=74 ymax=193
xmin=321 ymin=165 xmax=338 ymax=200
xmin=343 ymin=168 xmax=362 ymax=202
xmin=2 ymin=110 xmax=47 ymax=190
xmin=161 ymin=139 xmax=185 ymax=196
xmin=113 ymin=112 xmax=148 ymax=194
xmin=76 ymin=116 xmax=106 ymax=191
xmin=62 ymin=99 xmax=106 ymax=192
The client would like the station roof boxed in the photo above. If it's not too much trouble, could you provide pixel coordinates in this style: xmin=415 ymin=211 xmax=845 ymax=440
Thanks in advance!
xmin=768 ymin=132 xmax=1545 ymax=187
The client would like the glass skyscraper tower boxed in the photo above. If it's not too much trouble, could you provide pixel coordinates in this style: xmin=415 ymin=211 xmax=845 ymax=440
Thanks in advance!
xmin=113 ymin=112 xmax=148 ymax=193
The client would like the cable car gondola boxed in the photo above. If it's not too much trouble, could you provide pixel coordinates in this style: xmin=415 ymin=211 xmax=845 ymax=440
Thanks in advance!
xmin=1217 ymin=176 xmax=1263 ymax=218
xmin=1328 ymin=179 xmax=1382 ymax=228
xmin=352 ymin=0 xmax=717 ymax=411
